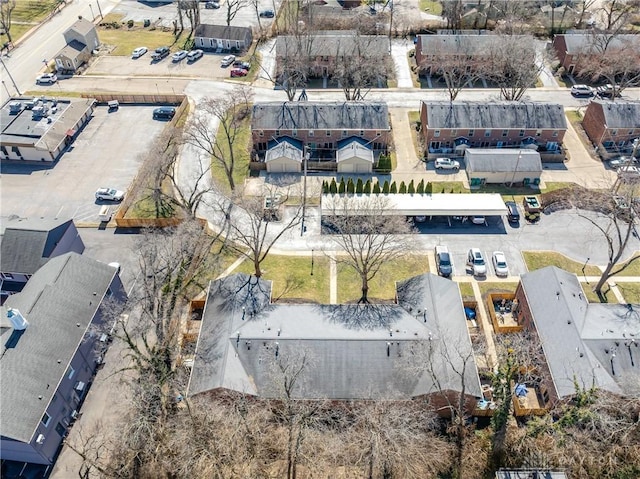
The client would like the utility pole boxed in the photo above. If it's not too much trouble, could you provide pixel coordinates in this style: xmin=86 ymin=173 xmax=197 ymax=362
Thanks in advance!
xmin=509 ymin=149 xmax=522 ymax=188
xmin=301 ymin=146 xmax=310 ymax=236
xmin=0 ymin=56 xmax=20 ymax=95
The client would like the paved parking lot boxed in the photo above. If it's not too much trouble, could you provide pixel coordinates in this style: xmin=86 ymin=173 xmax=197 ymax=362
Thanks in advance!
xmin=0 ymin=105 xmax=168 ymax=225
xmin=88 ymin=51 xmax=252 ymax=78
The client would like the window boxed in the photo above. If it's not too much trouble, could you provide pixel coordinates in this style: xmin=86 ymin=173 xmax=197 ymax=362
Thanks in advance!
xmin=275 ymin=130 xmax=280 ymax=136
xmin=1 ymin=272 xmax=14 ymax=279
xmin=67 ymin=366 xmax=75 ymax=380
xmin=451 ymin=129 xmax=457 ymax=136
xmin=42 ymin=412 xmax=51 ymax=427
xmin=376 ymin=131 xmax=381 ymax=137
xmin=629 ymin=130 xmax=634 ymax=136
xmin=611 ymin=129 xmax=618 ymax=136
xmin=326 ymin=130 xmax=331 ymax=137
xmin=502 ymin=130 xmax=508 ymax=137
xmin=308 ymin=130 xmax=314 ymax=137
xmin=434 ymin=130 xmax=440 ymax=137
xmin=258 ymin=130 xmax=264 ymax=137
xmin=55 ymin=422 xmax=66 ymax=437
xmin=484 ymin=130 xmax=491 ymax=137
xmin=536 ymin=129 xmax=542 ymax=137
xmin=552 ymin=130 xmax=559 ymax=137
xmin=359 ymin=130 xmax=364 ymax=136
xmin=342 ymin=130 xmax=347 ymax=137
xmin=519 ymin=130 xmax=525 ymax=137
xmin=468 ymin=130 xmax=474 ymax=137
xmin=292 ymin=129 xmax=297 ymax=137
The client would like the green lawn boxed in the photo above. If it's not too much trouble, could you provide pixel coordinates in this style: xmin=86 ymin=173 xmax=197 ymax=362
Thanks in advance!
xmin=98 ymin=14 xmax=190 ymax=55
xmin=611 ymin=254 xmax=640 ymax=276
xmin=212 ymin=115 xmax=252 ymax=194
xmin=428 ymin=182 xmax=468 ymax=194
xmin=614 ymin=282 xmax=640 ymax=303
xmin=337 ymin=255 xmax=430 ymax=303
xmin=478 ymin=282 xmax=519 ymax=297
xmin=523 ymin=251 xmax=602 ymax=276
xmin=419 ymin=0 xmax=443 ymax=15
xmin=235 ymin=255 xmax=330 ymax=303
xmin=13 ymin=0 xmax=59 ymax=22
xmin=582 ymin=283 xmax=619 ymax=304
xmin=566 ymin=110 xmax=583 ymax=123
xmin=457 ymin=282 xmax=474 ymax=300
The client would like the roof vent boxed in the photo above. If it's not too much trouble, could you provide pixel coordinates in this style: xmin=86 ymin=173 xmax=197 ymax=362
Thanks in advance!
xmin=7 ymin=309 xmax=28 ymax=330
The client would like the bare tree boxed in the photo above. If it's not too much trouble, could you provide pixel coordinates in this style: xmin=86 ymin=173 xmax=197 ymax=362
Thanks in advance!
xmin=323 ymin=195 xmax=413 ymax=304
xmin=183 ymin=86 xmax=253 ymax=191
xmin=222 ymin=181 xmax=304 ymax=277
xmin=0 ymin=0 xmax=16 ymax=43
xmin=600 ymin=0 xmax=640 ymax=31
xmin=483 ymin=35 xmax=544 ymax=101
xmin=225 ymin=0 xmax=249 ymax=26
xmin=575 ymin=0 xmax=599 ymax=28
xmin=577 ymin=32 xmax=640 ymax=96
xmin=441 ymin=0 xmax=464 ymax=30
xmin=274 ymin=34 xmax=313 ymax=101
xmin=331 ymin=34 xmax=393 ymax=101
xmin=422 ymin=45 xmax=483 ymax=101
xmin=178 ymin=0 xmax=200 ymax=34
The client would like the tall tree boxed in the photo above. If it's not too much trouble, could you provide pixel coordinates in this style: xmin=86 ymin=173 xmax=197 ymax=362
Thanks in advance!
xmin=222 ymin=182 xmax=305 ymax=278
xmin=183 ymin=86 xmax=253 ymax=191
xmin=0 ymin=0 xmax=16 ymax=43
xmin=323 ymin=195 xmax=413 ymax=303
xmin=225 ymin=0 xmax=249 ymax=26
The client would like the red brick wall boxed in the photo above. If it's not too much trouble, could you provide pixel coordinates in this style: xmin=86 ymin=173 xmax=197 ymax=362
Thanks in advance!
xmin=252 ymin=129 xmax=390 ymax=153
xmin=582 ymin=102 xmax=607 ymax=147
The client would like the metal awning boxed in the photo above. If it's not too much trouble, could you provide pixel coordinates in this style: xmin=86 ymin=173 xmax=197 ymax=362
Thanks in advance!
xmin=321 ymin=193 xmax=509 ymax=217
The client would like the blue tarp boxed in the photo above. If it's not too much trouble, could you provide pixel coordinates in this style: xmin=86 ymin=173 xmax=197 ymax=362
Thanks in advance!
xmin=515 ymin=383 xmax=528 ymax=397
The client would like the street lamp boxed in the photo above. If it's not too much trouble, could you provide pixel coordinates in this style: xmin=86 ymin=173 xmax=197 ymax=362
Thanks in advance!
xmin=89 ymin=3 xmax=95 ymax=21
xmin=301 ymin=145 xmax=310 ymax=236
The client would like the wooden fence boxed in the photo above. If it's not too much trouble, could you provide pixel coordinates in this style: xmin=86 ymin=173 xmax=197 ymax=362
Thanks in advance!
xmin=486 ymin=292 xmax=523 ymax=333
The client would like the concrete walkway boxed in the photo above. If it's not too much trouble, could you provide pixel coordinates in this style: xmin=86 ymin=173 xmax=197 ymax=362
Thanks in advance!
xmin=390 ymin=40 xmax=415 ymax=89
xmin=388 ymin=108 xmax=422 ymax=173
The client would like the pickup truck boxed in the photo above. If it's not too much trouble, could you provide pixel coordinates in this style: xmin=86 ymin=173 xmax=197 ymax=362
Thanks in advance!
xmin=151 ymin=46 xmax=170 ymax=61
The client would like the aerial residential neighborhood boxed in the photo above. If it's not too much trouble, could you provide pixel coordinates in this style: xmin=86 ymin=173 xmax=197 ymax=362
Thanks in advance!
xmin=0 ymin=0 xmax=639 ymax=478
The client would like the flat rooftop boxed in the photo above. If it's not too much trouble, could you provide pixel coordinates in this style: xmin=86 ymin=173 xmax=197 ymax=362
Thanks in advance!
xmin=321 ymin=193 xmax=508 ymax=216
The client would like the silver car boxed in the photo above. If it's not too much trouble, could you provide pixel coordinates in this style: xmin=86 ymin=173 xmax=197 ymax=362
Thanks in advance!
xmin=95 ymin=188 xmax=125 ymax=202
xmin=492 ymin=251 xmax=509 ymax=277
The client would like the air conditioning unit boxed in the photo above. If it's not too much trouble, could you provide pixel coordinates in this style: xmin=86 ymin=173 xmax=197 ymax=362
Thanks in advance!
xmin=71 ymin=410 xmax=79 ymax=419
xmin=74 ymin=381 xmax=86 ymax=392
xmin=36 ymin=434 xmax=45 ymax=444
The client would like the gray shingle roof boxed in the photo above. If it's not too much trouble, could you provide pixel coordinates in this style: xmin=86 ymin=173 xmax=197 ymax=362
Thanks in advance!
xmin=188 ymin=273 xmax=481 ymax=400
xmin=465 ymin=149 xmax=543 ymax=173
xmin=520 ymin=267 xmax=631 ymax=398
xmin=592 ymin=100 xmax=640 ymax=129
xmin=560 ymin=33 xmax=640 ymax=54
xmin=276 ymin=31 xmax=389 ymax=57
xmin=194 ymin=24 xmax=251 ymax=41
xmin=1 ymin=218 xmax=76 ymax=274
xmin=422 ymin=101 xmax=567 ymax=130
xmin=252 ymin=102 xmax=390 ymax=131
xmin=417 ymin=33 xmax=500 ymax=55
xmin=65 ymin=17 xmax=95 ymax=37
xmin=0 ymin=253 xmax=116 ymax=443
xmin=57 ymin=39 xmax=87 ymax=60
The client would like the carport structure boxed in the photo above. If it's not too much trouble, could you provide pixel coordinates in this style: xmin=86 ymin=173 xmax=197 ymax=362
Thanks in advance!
xmin=321 ymin=193 xmax=508 ymax=219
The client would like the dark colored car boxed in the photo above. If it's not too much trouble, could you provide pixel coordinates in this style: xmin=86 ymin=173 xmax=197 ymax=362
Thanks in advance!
xmin=505 ymin=201 xmax=520 ymax=224
xmin=259 ymin=9 xmax=275 ymax=17
xmin=205 ymin=1 xmax=220 ymax=8
xmin=435 ymin=245 xmax=452 ymax=278
xmin=151 ymin=46 xmax=170 ymax=61
xmin=153 ymin=107 xmax=176 ymax=120
xmin=233 ymin=60 xmax=251 ymax=70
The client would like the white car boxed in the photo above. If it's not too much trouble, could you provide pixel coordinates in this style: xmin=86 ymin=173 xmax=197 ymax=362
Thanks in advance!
xmin=434 ymin=157 xmax=460 ymax=170
xmin=95 ymin=188 xmax=125 ymax=202
xmin=172 ymin=50 xmax=188 ymax=62
xmin=570 ymin=84 xmax=594 ymax=97
xmin=35 ymin=73 xmax=57 ymax=85
xmin=467 ymin=248 xmax=487 ymax=277
xmin=492 ymin=251 xmax=509 ymax=277
xmin=187 ymin=49 xmax=203 ymax=62
xmin=132 ymin=47 xmax=148 ymax=58
xmin=221 ymin=55 xmax=236 ymax=67
xmin=471 ymin=215 xmax=486 ymax=225
xmin=609 ymin=156 xmax=636 ymax=168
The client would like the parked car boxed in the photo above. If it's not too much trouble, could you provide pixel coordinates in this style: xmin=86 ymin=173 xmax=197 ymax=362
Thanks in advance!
xmin=172 ymin=50 xmax=188 ymax=62
xmin=492 ymin=251 xmax=509 ymax=277
xmin=570 ymin=84 xmax=594 ymax=97
xmin=187 ymin=49 xmax=204 ymax=62
xmin=435 ymin=245 xmax=453 ymax=278
xmin=434 ymin=157 xmax=460 ymax=170
xmin=467 ymin=248 xmax=487 ymax=277
xmin=609 ymin=156 xmax=637 ymax=168
xmin=471 ymin=215 xmax=486 ymax=225
xmin=505 ymin=201 xmax=520 ymax=224
xmin=596 ymin=84 xmax=621 ymax=98
xmin=95 ymin=188 xmax=125 ymax=202
xmin=153 ymin=106 xmax=176 ymax=120
xmin=151 ymin=46 xmax=170 ymax=61
xmin=259 ymin=9 xmax=275 ymax=17
xmin=233 ymin=60 xmax=251 ymax=70
xmin=35 ymin=73 xmax=57 ymax=85
xmin=230 ymin=68 xmax=248 ymax=77
xmin=131 ymin=47 xmax=148 ymax=59
xmin=205 ymin=1 xmax=220 ymax=8
xmin=617 ymin=165 xmax=640 ymax=175
xmin=221 ymin=55 xmax=236 ymax=67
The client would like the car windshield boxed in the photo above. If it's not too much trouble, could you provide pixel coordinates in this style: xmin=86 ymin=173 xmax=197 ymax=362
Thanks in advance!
xmin=496 ymin=260 xmax=506 ymax=268
xmin=474 ymin=255 xmax=485 ymax=265
xmin=108 ymin=189 xmax=117 ymax=195
xmin=439 ymin=254 xmax=451 ymax=266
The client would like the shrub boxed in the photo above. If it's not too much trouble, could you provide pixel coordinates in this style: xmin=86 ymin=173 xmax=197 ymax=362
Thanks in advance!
xmin=347 ymin=178 xmax=355 ymax=194
xmin=376 ymin=154 xmax=392 ymax=173
xmin=373 ymin=182 xmax=381 ymax=194
xmin=390 ymin=181 xmax=398 ymax=194
xmin=382 ymin=180 xmax=390 ymax=194
xmin=417 ymin=179 xmax=425 ymax=194
xmin=329 ymin=178 xmax=337 ymax=194
xmin=338 ymin=178 xmax=346 ymax=194
xmin=356 ymin=178 xmax=363 ymax=194
xmin=127 ymin=19 xmax=134 ymax=28
xmin=425 ymin=182 xmax=433 ymax=193
xmin=364 ymin=179 xmax=371 ymax=194
xmin=399 ymin=181 xmax=407 ymax=194
xmin=408 ymin=180 xmax=415 ymax=194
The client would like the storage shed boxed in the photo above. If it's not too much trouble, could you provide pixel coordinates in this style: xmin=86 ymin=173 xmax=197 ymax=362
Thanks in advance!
xmin=464 ymin=149 xmax=542 ymax=186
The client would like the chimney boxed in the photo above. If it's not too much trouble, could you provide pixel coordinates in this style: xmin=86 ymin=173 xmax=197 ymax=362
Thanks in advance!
xmin=7 ymin=309 xmax=28 ymax=330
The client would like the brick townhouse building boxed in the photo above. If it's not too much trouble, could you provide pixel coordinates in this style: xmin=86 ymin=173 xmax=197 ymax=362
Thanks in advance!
xmin=581 ymin=100 xmax=640 ymax=159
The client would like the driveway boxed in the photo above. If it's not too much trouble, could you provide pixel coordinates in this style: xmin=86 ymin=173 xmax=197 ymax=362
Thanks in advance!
xmin=0 ymin=105 xmax=167 ymax=225
xmin=390 ymin=39 xmax=414 ymax=89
